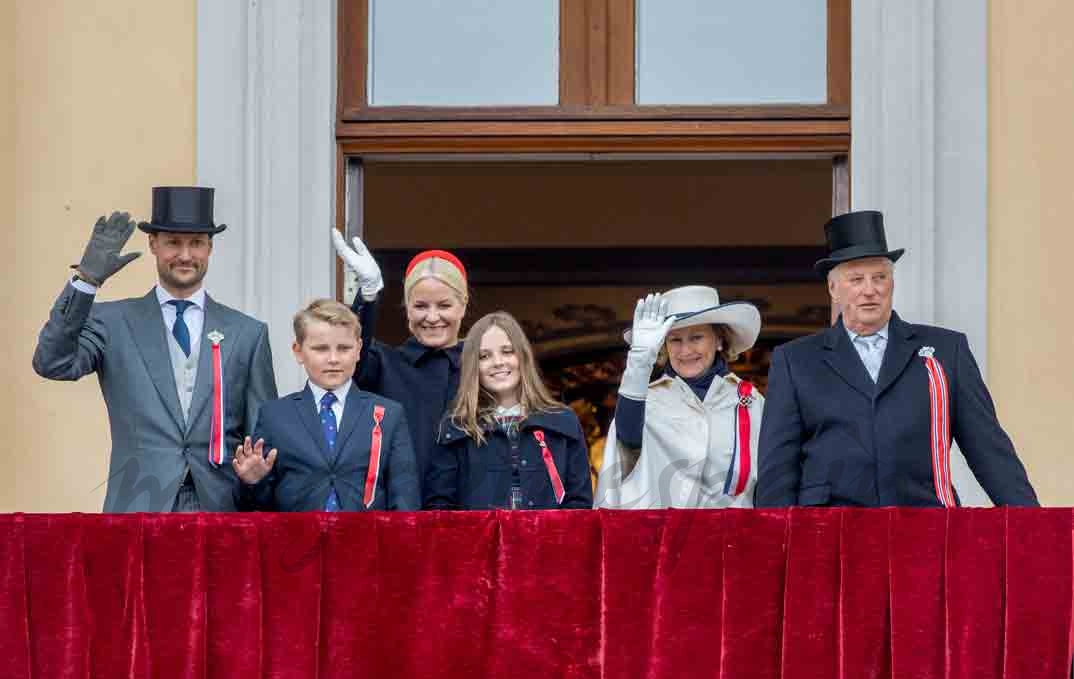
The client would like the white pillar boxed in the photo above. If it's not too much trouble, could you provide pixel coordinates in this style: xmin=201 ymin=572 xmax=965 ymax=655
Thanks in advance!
xmin=197 ymin=0 xmax=337 ymax=393
xmin=853 ymin=0 xmax=991 ymax=504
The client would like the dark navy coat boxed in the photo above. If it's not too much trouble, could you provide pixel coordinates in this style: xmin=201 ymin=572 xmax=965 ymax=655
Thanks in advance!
xmin=425 ymin=408 xmax=594 ymax=510
xmin=756 ymin=312 xmax=1038 ymax=507
xmin=236 ymin=385 xmax=419 ymax=511
xmin=351 ymin=297 xmax=462 ymax=491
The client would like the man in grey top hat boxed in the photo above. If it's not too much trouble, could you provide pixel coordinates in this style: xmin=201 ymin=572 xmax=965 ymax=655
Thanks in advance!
xmin=33 ymin=187 xmax=278 ymax=512
xmin=756 ymin=210 xmax=1037 ymax=508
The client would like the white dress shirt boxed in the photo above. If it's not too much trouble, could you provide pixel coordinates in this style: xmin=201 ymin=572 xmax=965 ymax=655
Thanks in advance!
xmin=308 ymin=380 xmax=352 ymax=426
xmin=845 ymin=321 xmax=889 ymax=383
xmin=70 ymin=277 xmax=207 ymax=353
xmin=155 ymin=285 xmax=207 ymax=355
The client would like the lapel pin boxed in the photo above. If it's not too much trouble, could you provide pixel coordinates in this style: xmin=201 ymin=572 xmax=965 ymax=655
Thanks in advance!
xmin=918 ymin=346 xmax=935 ymax=358
xmin=207 ymin=330 xmax=225 ymax=346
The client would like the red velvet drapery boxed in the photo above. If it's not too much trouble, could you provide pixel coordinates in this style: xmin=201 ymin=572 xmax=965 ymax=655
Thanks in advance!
xmin=0 ymin=509 xmax=1071 ymax=679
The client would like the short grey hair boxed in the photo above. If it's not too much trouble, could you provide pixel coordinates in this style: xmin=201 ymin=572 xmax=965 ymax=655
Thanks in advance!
xmin=827 ymin=257 xmax=896 ymax=285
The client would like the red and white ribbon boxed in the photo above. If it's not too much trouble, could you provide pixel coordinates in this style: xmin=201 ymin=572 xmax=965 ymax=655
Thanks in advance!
xmin=207 ymin=333 xmax=226 ymax=467
xmin=920 ymin=347 xmax=955 ymax=507
xmin=724 ymin=381 xmax=754 ymax=496
xmin=363 ymin=405 xmax=386 ymax=508
xmin=532 ymin=430 xmax=565 ymax=505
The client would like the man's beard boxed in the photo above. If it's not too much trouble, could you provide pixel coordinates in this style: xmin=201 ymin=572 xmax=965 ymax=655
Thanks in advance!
xmin=159 ymin=264 xmax=207 ymax=293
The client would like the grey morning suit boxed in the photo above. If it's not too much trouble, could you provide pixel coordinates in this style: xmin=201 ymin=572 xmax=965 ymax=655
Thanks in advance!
xmin=33 ymin=284 xmax=277 ymax=512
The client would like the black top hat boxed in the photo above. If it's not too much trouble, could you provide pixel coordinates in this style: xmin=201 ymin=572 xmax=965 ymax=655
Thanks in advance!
xmin=813 ymin=210 xmax=904 ymax=275
xmin=137 ymin=187 xmax=227 ymax=235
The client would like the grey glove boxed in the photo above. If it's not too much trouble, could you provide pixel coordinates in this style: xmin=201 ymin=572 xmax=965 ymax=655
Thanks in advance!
xmin=73 ymin=211 xmax=142 ymax=285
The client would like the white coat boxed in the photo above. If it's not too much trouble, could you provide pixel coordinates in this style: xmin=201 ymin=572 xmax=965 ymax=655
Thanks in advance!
xmin=595 ymin=372 xmax=763 ymax=509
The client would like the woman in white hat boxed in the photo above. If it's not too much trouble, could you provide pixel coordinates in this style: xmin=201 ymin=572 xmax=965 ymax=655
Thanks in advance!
xmin=595 ymin=286 xmax=764 ymax=508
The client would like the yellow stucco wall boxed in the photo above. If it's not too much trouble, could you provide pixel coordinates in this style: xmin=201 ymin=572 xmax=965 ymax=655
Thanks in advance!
xmin=3 ymin=0 xmax=195 ymax=511
xmin=989 ymin=0 xmax=1074 ymax=506
xmin=1 ymin=0 xmax=15 ymax=511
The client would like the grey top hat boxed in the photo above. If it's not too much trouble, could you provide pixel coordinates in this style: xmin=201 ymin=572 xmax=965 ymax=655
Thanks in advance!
xmin=814 ymin=210 xmax=904 ymax=275
xmin=137 ymin=186 xmax=227 ymax=235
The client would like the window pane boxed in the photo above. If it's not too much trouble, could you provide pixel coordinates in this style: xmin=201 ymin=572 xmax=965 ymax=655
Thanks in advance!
xmin=368 ymin=0 xmax=558 ymax=106
xmin=636 ymin=0 xmax=827 ymax=105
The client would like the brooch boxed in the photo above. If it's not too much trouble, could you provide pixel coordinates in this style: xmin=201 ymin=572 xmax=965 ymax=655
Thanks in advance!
xmin=918 ymin=346 xmax=935 ymax=358
xmin=207 ymin=330 xmax=225 ymax=346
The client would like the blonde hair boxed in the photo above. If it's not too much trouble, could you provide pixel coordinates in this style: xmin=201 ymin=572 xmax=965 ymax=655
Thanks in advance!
xmin=293 ymin=298 xmax=361 ymax=344
xmin=404 ymin=256 xmax=469 ymax=306
xmin=656 ymin=323 xmax=740 ymax=368
xmin=450 ymin=311 xmax=561 ymax=445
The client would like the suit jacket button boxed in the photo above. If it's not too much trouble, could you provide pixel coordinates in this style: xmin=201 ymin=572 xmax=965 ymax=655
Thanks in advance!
xmin=521 ymin=459 xmax=528 ymax=466
xmin=527 ymin=500 xmax=535 ymax=508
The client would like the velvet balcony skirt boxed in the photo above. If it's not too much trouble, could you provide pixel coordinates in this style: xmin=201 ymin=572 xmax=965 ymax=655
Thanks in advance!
xmin=0 ymin=508 xmax=1071 ymax=679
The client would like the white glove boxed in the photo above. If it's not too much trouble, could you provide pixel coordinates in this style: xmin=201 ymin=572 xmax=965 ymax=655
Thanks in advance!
xmin=331 ymin=228 xmax=384 ymax=302
xmin=619 ymin=293 xmax=674 ymax=400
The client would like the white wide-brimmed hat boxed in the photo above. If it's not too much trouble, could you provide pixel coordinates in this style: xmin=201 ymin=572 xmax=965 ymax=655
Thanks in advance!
xmin=624 ymin=285 xmax=761 ymax=356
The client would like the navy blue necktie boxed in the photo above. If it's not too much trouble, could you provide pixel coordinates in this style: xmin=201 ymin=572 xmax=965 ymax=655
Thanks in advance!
xmin=320 ymin=391 xmax=341 ymax=511
xmin=168 ymin=300 xmax=194 ymax=357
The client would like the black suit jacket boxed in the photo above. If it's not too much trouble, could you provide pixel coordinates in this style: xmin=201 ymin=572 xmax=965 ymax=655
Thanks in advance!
xmin=236 ymin=385 xmax=419 ymax=511
xmin=756 ymin=312 xmax=1038 ymax=507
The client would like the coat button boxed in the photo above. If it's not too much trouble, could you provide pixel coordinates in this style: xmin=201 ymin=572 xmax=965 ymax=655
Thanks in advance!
xmin=521 ymin=459 xmax=528 ymax=466
xmin=527 ymin=500 xmax=535 ymax=507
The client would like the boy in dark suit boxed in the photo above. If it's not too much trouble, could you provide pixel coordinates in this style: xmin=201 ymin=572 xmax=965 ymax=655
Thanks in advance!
xmin=234 ymin=299 xmax=419 ymax=511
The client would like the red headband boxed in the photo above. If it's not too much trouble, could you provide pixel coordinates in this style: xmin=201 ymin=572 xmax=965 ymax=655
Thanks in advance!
xmin=405 ymin=249 xmax=467 ymax=281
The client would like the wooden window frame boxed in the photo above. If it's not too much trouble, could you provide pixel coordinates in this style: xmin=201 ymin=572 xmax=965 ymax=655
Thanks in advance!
xmin=335 ymin=1 xmax=851 ymax=300
xmin=338 ymin=0 xmax=850 ymax=124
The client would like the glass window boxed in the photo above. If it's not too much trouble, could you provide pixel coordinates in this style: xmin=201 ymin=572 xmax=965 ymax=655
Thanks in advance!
xmin=636 ymin=0 xmax=827 ymax=105
xmin=368 ymin=0 xmax=559 ymax=106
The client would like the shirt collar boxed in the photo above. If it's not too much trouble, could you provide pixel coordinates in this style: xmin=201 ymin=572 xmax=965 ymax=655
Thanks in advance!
xmin=845 ymin=321 xmax=890 ymax=344
xmin=155 ymin=284 xmax=206 ymax=310
xmin=308 ymin=379 xmax=352 ymax=408
xmin=399 ymin=336 xmax=463 ymax=368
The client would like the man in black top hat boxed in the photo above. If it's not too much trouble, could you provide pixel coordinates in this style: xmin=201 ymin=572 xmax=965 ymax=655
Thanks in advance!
xmin=33 ymin=187 xmax=278 ymax=512
xmin=755 ymin=210 xmax=1037 ymax=507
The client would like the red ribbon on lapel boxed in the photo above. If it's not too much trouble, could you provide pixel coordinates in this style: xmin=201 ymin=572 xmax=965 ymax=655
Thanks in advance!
xmin=208 ymin=341 xmax=226 ymax=467
xmin=922 ymin=352 xmax=955 ymax=507
xmin=532 ymin=430 xmax=565 ymax=505
xmin=363 ymin=405 xmax=386 ymax=508
xmin=732 ymin=381 xmax=754 ymax=496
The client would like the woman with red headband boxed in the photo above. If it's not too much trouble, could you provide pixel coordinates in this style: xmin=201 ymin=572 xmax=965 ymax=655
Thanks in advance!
xmin=333 ymin=231 xmax=469 ymax=495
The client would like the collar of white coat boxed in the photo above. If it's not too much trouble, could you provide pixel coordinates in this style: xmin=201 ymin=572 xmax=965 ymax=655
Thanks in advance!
xmin=649 ymin=371 xmax=743 ymax=407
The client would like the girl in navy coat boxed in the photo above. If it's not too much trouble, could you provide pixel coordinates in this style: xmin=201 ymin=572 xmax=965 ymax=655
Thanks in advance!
xmin=333 ymin=231 xmax=468 ymax=496
xmin=425 ymin=312 xmax=593 ymax=510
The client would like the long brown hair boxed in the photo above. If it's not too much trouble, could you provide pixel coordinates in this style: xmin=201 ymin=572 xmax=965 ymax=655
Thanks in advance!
xmin=450 ymin=311 xmax=562 ymax=445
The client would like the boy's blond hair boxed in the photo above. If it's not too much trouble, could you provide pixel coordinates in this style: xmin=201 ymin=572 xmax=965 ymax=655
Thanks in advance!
xmin=293 ymin=299 xmax=362 ymax=344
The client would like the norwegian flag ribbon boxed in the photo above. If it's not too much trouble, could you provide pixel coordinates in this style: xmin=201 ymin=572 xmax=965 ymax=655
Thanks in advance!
xmin=207 ymin=331 xmax=226 ymax=467
xmin=532 ymin=430 xmax=566 ymax=505
xmin=363 ymin=405 xmax=386 ymax=508
xmin=723 ymin=380 xmax=755 ymax=497
xmin=920 ymin=347 xmax=956 ymax=507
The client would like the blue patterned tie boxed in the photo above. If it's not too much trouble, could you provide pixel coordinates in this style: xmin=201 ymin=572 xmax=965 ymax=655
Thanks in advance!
xmin=320 ymin=391 xmax=341 ymax=511
xmin=855 ymin=333 xmax=885 ymax=383
xmin=168 ymin=300 xmax=193 ymax=357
